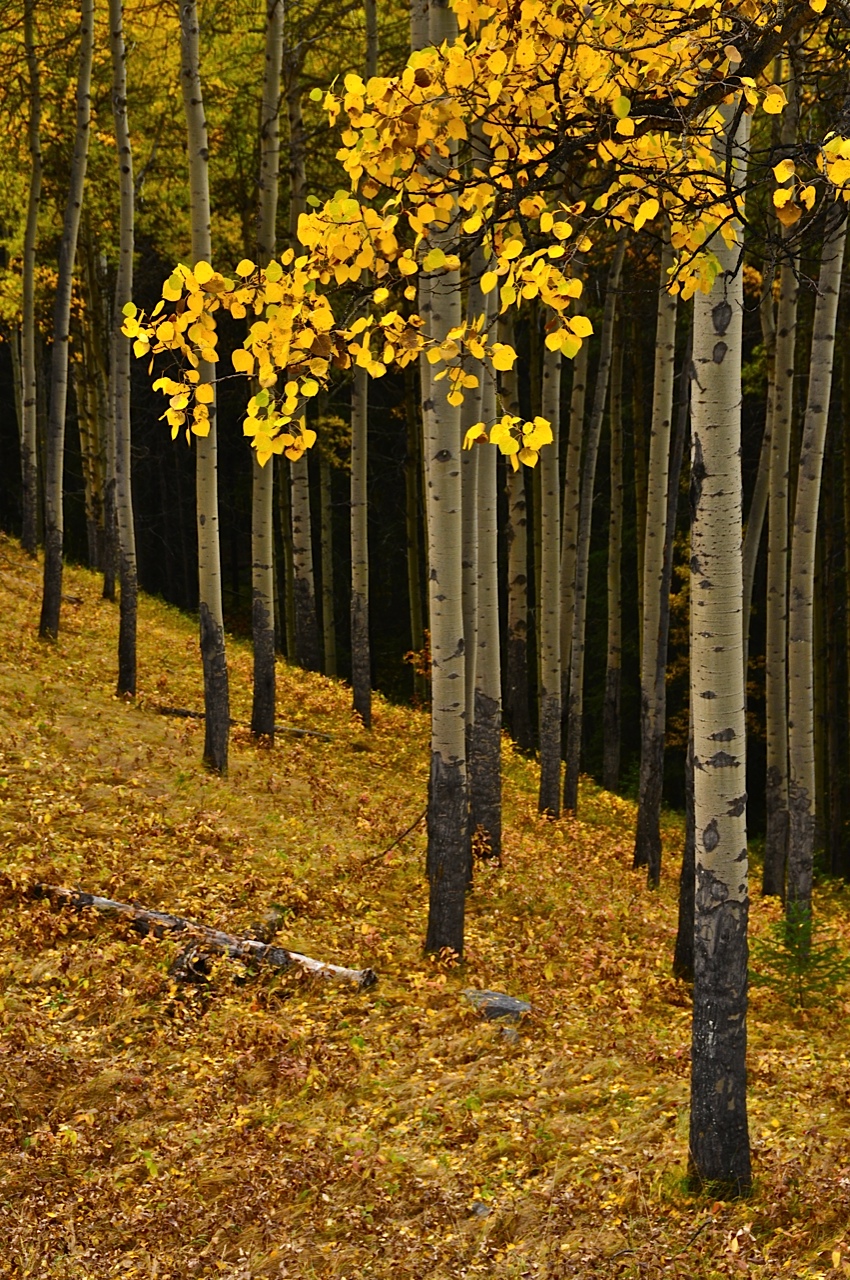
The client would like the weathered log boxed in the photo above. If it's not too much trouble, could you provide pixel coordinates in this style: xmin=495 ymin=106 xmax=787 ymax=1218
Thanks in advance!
xmin=156 ymin=704 xmax=332 ymax=741
xmin=29 ymin=884 xmax=376 ymax=990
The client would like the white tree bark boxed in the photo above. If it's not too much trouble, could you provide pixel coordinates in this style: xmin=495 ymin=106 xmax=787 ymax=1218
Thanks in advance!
xmin=688 ymin=105 xmax=751 ymax=1195
xmin=39 ymin=0 xmax=94 ymax=640
xmin=179 ymin=0 xmax=229 ymax=771
xmin=787 ymin=209 xmax=847 ymax=914
xmin=538 ymin=341 xmax=561 ymax=815
xmin=603 ymin=337 xmax=624 ymax=795
xmin=559 ymin=333 xmax=588 ymax=703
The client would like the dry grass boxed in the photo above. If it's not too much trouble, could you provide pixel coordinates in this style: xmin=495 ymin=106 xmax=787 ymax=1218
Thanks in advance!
xmin=1 ymin=532 xmax=850 ymax=1279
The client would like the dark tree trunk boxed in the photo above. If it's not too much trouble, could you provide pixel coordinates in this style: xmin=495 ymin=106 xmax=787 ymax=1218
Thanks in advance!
xmin=673 ymin=726 xmax=695 ymax=981
xmin=200 ymin=601 xmax=230 ymax=772
xmin=425 ymin=751 xmax=468 ymax=956
xmin=251 ymin=593 xmax=276 ymax=737
xmin=102 ymin=474 xmax=117 ymax=602
xmin=470 ymin=689 xmax=501 ymax=860
xmin=351 ymin=592 xmax=371 ymax=728
xmin=117 ymin=548 xmax=137 ymax=697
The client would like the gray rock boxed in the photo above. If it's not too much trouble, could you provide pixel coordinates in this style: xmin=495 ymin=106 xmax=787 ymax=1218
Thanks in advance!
xmin=463 ymin=989 xmax=531 ymax=1021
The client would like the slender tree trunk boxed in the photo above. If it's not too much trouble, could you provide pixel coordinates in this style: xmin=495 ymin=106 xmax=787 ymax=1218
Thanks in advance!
xmin=424 ymin=0 xmax=467 ymax=956
xmin=278 ymin=456 xmax=296 ymax=658
xmin=502 ymin=337 xmax=532 ymax=751
xmin=559 ymin=335 xmax=587 ymax=709
xmin=634 ymin=229 xmax=678 ymax=878
xmin=787 ymin=209 xmax=847 ymax=916
xmin=538 ymin=342 xmax=561 ymax=815
xmin=688 ymin=107 xmax=751 ymax=1197
xmin=350 ymin=371 xmax=371 ymax=724
xmin=461 ymin=420 xmax=479 ymax=746
xmin=39 ymin=0 xmax=94 ymax=640
xmin=21 ymin=0 xmax=42 ymax=558
xmin=762 ymin=255 xmax=798 ymax=896
xmin=563 ymin=231 xmax=627 ymax=811
xmin=179 ymin=0 xmax=229 ymax=772
xmin=250 ymin=0 xmax=284 ymax=738
xmin=109 ymin=0 xmax=137 ymax=696
xmin=291 ymin=451 xmax=322 ymax=672
xmin=319 ymin=452 xmax=337 ymax=676
xmin=740 ymin=282 xmax=776 ymax=678
xmin=824 ymin=450 xmax=843 ymax=875
xmin=470 ymin=345 xmax=501 ymax=859
xmin=632 ymin=323 xmax=649 ymax=640
xmin=404 ymin=366 xmax=427 ymax=704
xmin=603 ymin=335 xmax=623 ymax=794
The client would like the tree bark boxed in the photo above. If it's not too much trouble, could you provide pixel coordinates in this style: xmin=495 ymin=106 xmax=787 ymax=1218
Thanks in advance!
xmin=319 ymin=451 xmax=337 ymax=676
xmin=563 ymin=230 xmax=627 ymax=812
xmin=538 ymin=341 xmax=561 ymax=815
xmin=277 ymin=456 xmax=296 ymax=658
xmin=291 ymin=452 xmax=322 ymax=672
xmin=559 ymin=334 xmax=587 ymax=709
xmin=603 ymin=334 xmax=623 ymax=794
xmin=21 ymin=0 xmax=42 ymax=558
xmin=424 ymin=0 xmax=468 ymax=957
xmin=634 ymin=228 xmax=678 ymax=879
xmin=687 ymin=106 xmax=751 ymax=1197
xmin=740 ymin=281 xmax=776 ymax=680
xmin=179 ymin=0 xmax=230 ymax=772
xmin=30 ymin=884 xmax=376 ymax=989
xmin=404 ymin=366 xmax=427 ymax=704
xmin=39 ymin=0 xmax=94 ymax=640
xmin=502 ymin=334 xmax=532 ymax=751
xmin=109 ymin=0 xmax=138 ymax=697
xmin=787 ymin=209 xmax=847 ymax=916
xmin=350 ymin=370 xmax=371 ymax=725
xmin=673 ymin=718 xmax=696 ymax=982
xmin=250 ymin=0 xmax=284 ymax=738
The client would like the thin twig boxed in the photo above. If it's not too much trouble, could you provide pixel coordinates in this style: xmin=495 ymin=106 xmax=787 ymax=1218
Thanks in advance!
xmin=361 ymin=809 xmax=427 ymax=866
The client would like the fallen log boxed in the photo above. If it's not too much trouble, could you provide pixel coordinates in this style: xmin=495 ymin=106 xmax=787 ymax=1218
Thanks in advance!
xmin=29 ymin=884 xmax=377 ymax=990
xmin=156 ymin=705 xmax=332 ymax=741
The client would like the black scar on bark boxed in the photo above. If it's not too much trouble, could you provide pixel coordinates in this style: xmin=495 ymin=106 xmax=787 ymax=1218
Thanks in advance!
xmin=712 ymin=300 xmax=733 ymax=335
xmin=702 ymin=818 xmax=720 ymax=851
xmin=690 ymin=434 xmax=706 ymax=518
xmin=710 ymin=727 xmax=736 ymax=741
xmin=712 ymin=341 xmax=728 ymax=363
xmin=726 ymin=793 xmax=747 ymax=818
xmin=707 ymin=750 xmax=737 ymax=768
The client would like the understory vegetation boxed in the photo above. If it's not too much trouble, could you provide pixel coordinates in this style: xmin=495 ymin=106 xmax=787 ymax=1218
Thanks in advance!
xmin=1 ymin=534 xmax=849 ymax=1280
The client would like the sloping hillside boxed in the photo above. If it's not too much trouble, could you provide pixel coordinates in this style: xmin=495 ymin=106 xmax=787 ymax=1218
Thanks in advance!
xmin=0 ymin=533 xmax=848 ymax=1280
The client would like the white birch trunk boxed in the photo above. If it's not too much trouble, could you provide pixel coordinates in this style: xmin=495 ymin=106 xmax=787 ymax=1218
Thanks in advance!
xmin=538 ymin=341 xmax=561 ymax=815
xmin=179 ymin=0 xmax=229 ymax=772
xmin=559 ymin=327 xmax=588 ymax=710
xmin=603 ymin=336 xmax=623 ymax=795
xmin=39 ymin=0 xmax=94 ymax=640
xmin=787 ymin=210 xmax=847 ymax=914
xmin=688 ymin=105 xmax=751 ymax=1195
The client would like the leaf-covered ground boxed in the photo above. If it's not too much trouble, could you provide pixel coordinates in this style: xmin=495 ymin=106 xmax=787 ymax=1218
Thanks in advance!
xmin=1 ymin=533 xmax=849 ymax=1280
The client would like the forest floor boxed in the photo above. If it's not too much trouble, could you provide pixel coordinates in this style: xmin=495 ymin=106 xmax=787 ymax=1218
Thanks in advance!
xmin=1 ymin=532 xmax=850 ymax=1280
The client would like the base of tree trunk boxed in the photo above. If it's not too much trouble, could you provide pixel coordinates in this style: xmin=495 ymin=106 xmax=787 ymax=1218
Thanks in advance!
xmin=294 ymin=577 xmax=322 ymax=672
xmin=39 ymin=526 xmax=63 ymax=640
xmin=29 ymin=884 xmax=377 ymax=989
xmin=250 ymin=595 xmax=276 ymax=738
xmin=672 ymin=739 xmax=695 ymax=982
xmin=787 ymin=781 xmax=815 ymax=913
xmin=762 ymin=767 xmax=788 ymax=898
xmin=538 ymin=689 xmax=561 ymax=817
xmin=563 ymin=703 xmax=581 ymax=812
xmin=200 ymin=601 xmax=229 ymax=773
xmin=117 ymin=555 xmax=137 ymax=697
xmin=351 ymin=589 xmax=371 ymax=729
xmin=469 ymin=690 xmax=501 ymax=860
xmin=634 ymin=725 xmax=665 ymax=886
xmin=425 ymin=750 xmax=468 ymax=956
xmin=689 ymin=886 xmax=751 ymax=1196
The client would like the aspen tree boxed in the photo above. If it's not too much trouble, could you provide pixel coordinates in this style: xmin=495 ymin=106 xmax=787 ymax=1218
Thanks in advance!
xmin=39 ymin=0 xmax=94 ymax=640
xmin=787 ymin=207 xmax=847 ymax=916
xmin=763 ymin=58 xmax=800 ymax=895
xmin=250 ymin=0 xmax=284 ymax=738
xmin=403 ymin=366 xmax=426 ymax=705
xmin=178 ymin=0 xmax=230 ymax=771
xmin=502 ymin=334 xmax=532 ymax=751
xmin=350 ymin=0 xmax=379 ymax=729
xmin=21 ymin=0 xmax=41 ymax=558
xmin=559 ymin=334 xmax=588 ymax=699
xmin=538 ymin=341 xmax=561 ymax=815
xmin=319 ymin=450 xmax=337 ymax=676
xmin=602 ymin=337 xmax=623 ymax=794
xmin=108 ymin=0 xmax=138 ymax=696
xmin=563 ymin=231 xmax=626 ymax=812
xmin=688 ymin=106 xmax=751 ymax=1195
xmin=634 ymin=228 xmax=678 ymax=880
xmin=740 ymin=282 xmax=776 ymax=675
xmin=424 ymin=0 xmax=467 ymax=956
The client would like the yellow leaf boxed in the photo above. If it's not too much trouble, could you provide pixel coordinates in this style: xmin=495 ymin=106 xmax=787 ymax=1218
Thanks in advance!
xmin=615 ymin=117 xmax=635 ymax=137
xmin=236 ymin=258 xmax=256 ymax=277
xmin=810 ymin=0 xmax=826 ymax=10
xmin=191 ymin=416 xmax=211 ymax=437
xmin=373 ymin=286 xmax=390 ymax=303
xmin=398 ymin=256 xmax=418 ymax=276
xmin=464 ymin=423 xmax=486 ymax=448
xmin=194 ymin=260 xmax=214 ymax=284
xmin=490 ymin=343 xmax=516 ymax=371
xmin=133 ymin=339 xmax=149 ymax=358
xmin=423 ymin=247 xmax=448 ymax=272
xmin=773 ymin=187 xmax=793 ymax=209
xmin=301 ymin=378 xmax=320 ymax=397
xmin=122 ymin=302 xmax=136 ymax=318
xmin=634 ymin=197 xmax=659 ymax=232
xmin=800 ymin=184 xmax=816 ymax=211
xmin=232 ymin=348 xmax=254 ymax=374
xmin=776 ymin=202 xmax=802 ymax=227
xmin=772 ymin=158 xmax=796 ymax=182
xmin=300 ymin=428 xmax=317 ymax=449
xmin=569 ymin=314 xmax=594 ymax=338
xmin=481 ymin=270 xmax=499 ymax=295
xmin=265 ymin=259 xmax=283 ymax=283
xmin=518 ymin=446 xmax=539 ymax=467
xmin=195 ymin=382 xmax=214 ymax=404
xmin=763 ymin=85 xmax=787 ymax=115
xmin=612 ymin=95 xmax=630 ymax=120
xmin=502 ymin=239 xmax=523 ymax=260
xmin=162 ymin=275 xmax=182 ymax=301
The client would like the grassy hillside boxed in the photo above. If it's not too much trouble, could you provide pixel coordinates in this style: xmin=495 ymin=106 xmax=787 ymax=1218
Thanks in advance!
xmin=1 ymin=533 xmax=849 ymax=1280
